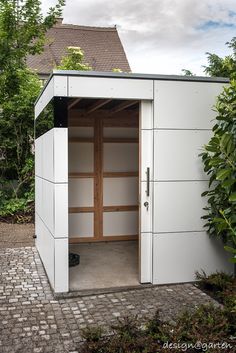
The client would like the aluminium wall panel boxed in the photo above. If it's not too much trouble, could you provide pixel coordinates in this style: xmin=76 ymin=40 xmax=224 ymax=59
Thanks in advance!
xmin=153 ymin=80 xmax=225 ymax=130
xmin=54 ymin=75 xmax=68 ymax=97
xmin=68 ymin=76 xmax=153 ymax=100
xmin=153 ymin=181 xmax=208 ymax=233
xmin=140 ymin=233 xmax=152 ymax=283
xmin=35 ymin=77 xmax=54 ymax=118
xmin=153 ymin=130 xmax=212 ymax=181
xmin=54 ymin=238 xmax=69 ymax=292
xmin=54 ymin=183 xmax=68 ymax=238
xmin=153 ymin=232 xmax=233 ymax=284
xmin=140 ymin=100 xmax=153 ymax=283
xmin=54 ymin=128 xmax=68 ymax=183
xmin=35 ymin=214 xmax=55 ymax=289
xmin=42 ymin=129 xmax=54 ymax=182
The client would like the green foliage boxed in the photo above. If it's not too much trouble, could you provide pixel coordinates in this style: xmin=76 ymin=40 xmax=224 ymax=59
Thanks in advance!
xmin=200 ymin=80 xmax=236 ymax=261
xmin=195 ymin=271 xmax=236 ymax=332
xmin=57 ymin=46 xmax=91 ymax=71
xmin=181 ymin=69 xmax=195 ymax=76
xmin=0 ymin=1 xmax=65 ymax=222
xmin=0 ymin=69 xmax=39 ymax=222
xmin=204 ymin=38 xmax=236 ymax=79
xmin=196 ymin=270 xmax=235 ymax=301
xmin=80 ymin=305 xmax=235 ymax=353
xmin=0 ymin=0 xmax=65 ymax=99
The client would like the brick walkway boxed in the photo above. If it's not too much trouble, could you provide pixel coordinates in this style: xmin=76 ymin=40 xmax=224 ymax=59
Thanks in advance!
xmin=0 ymin=247 xmax=218 ymax=353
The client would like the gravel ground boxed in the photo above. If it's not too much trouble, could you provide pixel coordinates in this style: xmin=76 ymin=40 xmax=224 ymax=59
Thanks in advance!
xmin=0 ymin=222 xmax=35 ymax=248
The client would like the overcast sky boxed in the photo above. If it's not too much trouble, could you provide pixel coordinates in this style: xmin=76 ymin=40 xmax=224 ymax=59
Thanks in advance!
xmin=41 ymin=0 xmax=236 ymax=75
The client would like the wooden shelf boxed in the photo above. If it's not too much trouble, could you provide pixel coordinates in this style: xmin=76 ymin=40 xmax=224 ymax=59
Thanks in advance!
xmin=103 ymin=205 xmax=138 ymax=212
xmin=103 ymin=172 xmax=138 ymax=178
xmin=69 ymin=137 xmax=93 ymax=143
xmin=69 ymin=207 xmax=94 ymax=213
xmin=69 ymin=205 xmax=138 ymax=214
xmin=69 ymin=235 xmax=138 ymax=243
xmin=103 ymin=137 xmax=138 ymax=143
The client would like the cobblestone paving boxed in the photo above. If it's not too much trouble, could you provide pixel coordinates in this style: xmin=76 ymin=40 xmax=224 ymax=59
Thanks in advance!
xmin=0 ymin=247 xmax=219 ymax=353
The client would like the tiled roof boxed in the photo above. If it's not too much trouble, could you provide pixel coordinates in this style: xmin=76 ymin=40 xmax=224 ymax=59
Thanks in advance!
xmin=27 ymin=22 xmax=131 ymax=75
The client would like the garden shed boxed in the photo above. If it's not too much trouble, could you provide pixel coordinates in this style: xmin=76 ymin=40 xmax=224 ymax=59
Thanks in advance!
xmin=35 ymin=70 xmax=233 ymax=293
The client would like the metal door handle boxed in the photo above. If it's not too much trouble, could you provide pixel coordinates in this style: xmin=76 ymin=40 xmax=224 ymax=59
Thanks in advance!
xmin=146 ymin=167 xmax=150 ymax=196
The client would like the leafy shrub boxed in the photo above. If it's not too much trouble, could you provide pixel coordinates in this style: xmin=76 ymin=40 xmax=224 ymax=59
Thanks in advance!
xmin=200 ymin=81 xmax=236 ymax=262
xmin=196 ymin=271 xmax=234 ymax=298
xmin=80 ymin=306 xmax=235 ymax=353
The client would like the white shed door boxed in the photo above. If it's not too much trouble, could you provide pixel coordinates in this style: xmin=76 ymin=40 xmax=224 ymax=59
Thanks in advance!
xmin=140 ymin=101 xmax=153 ymax=283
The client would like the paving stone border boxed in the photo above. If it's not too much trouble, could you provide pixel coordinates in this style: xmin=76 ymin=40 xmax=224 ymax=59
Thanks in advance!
xmin=0 ymin=247 xmax=219 ymax=353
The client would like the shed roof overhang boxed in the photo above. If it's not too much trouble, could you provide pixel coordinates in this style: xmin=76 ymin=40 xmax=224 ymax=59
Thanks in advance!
xmin=35 ymin=70 xmax=229 ymax=119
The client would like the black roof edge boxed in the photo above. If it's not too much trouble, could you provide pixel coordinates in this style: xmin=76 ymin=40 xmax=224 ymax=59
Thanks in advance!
xmin=35 ymin=70 xmax=230 ymax=106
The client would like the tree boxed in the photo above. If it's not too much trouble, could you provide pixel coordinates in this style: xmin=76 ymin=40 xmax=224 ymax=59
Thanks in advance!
xmin=203 ymin=37 xmax=236 ymax=79
xmin=201 ymin=38 xmax=236 ymax=262
xmin=57 ymin=46 xmax=91 ymax=71
xmin=0 ymin=0 xmax=65 ymax=99
xmin=0 ymin=0 xmax=65 ymax=222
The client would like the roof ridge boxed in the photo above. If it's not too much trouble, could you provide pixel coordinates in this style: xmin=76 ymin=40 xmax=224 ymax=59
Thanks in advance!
xmin=53 ymin=23 xmax=117 ymax=31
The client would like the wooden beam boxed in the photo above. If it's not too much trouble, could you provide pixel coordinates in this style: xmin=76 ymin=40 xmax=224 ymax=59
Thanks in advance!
xmin=110 ymin=100 xmax=139 ymax=115
xmin=69 ymin=137 xmax=94 ymax=143
xmin=103 ymin=137 xmax=138 ymax=143
xmin=94 ymin=117 xmax=103 ymax=240
xmin=103 ymin=205 xmax=138 ymax=212
xmin=85 ymin=99 xmax=112 ymax=116
xmin=103 ymin=172 xmax=138 ymax=178
xmin=68 ymin=98 xmax=81 ymax=110
xmin=69 ymin=235 xmax=138 ymax=244
xmin=69 ymin=172 xmax=94 ymax=178
xmin=69 ymin=207 xmax=94 ymax=213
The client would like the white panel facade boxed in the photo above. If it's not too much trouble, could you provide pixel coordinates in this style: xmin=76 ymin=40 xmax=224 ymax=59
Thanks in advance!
xmin=35 ymin=77 xmax=54 ymax=118
xmin=154 ymin=80 xmax=225 ymax=129
xmin=68 ymin=76 xmax=153 ymax=100
xmin=154 ymin=130 xmax=212 ymax=181
xmin=140 ymin=233 xmax=152 ymax=283
xmin=140 ymin=100 xmax=153 ymax=283
xmin=35 ymin=126 xmax=68 ymax=293
xmin=153 ymin=233 xmax=234 ymax=284
xmin=35 ymin=137 xmax=43 ymax=178
xmin=141 ymin=130 xmax=153 ymax=182
xmin=54 ymin=239 xmax=69 ymax=292
xmin=140 ymin=181 xmax=153 ymax=233
xmin=153 ymin=181 xmax=208 ymax=233
xmin=35 ymin=214 xmax=55 ymax=289
xmin=54 ymin=183 xmax=68 ymax=238
xmin=140 ymin=100 xmax=153 ymax=130
xmin=42 ymin=129 xmax=54 ymax=182
xmin=54 ymin=75 xmax=68 ymax=97
xmin=54 ymin=128 xmax=68 ymax=183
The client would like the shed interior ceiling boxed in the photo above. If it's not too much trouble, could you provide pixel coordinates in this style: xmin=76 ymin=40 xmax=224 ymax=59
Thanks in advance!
xmin=68 ymin=97 xmax=139 ymax=112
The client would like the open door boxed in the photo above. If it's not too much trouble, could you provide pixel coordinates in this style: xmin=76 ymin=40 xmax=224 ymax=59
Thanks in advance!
xmin=139 ymin=100 xmax=153 ymax=283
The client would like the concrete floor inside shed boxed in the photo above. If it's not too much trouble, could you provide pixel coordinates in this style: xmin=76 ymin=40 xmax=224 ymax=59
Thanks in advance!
xmin=69 ymin=240 xmax=139 ymax=291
